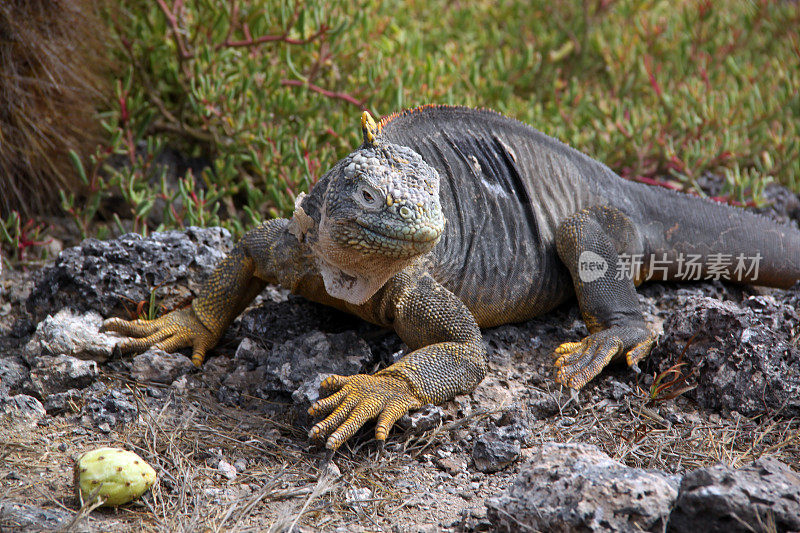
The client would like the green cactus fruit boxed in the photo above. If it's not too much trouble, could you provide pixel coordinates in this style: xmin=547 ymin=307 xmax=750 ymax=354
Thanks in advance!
xmin=73 ymin=447 xmax=157 ymax=506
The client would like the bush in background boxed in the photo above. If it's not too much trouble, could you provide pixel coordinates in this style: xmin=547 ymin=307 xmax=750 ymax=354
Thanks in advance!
xmin=3 ymin=0 xmax=799 ymax=264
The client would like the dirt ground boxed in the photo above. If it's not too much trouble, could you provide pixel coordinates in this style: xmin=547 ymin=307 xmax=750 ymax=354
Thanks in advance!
xmin=1 ymin=212 xmax=800 ymax=531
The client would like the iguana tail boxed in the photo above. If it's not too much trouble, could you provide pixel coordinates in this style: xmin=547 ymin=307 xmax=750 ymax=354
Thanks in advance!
xmin=628 ymin=182 xmax=800 ymax=289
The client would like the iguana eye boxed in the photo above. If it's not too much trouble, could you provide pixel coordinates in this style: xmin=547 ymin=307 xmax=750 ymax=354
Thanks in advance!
xmin=356 ymin=185 xmax=381 ymax=208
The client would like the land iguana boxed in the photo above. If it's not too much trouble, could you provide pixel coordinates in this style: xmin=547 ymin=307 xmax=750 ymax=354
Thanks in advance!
xmin=103 ymin=106 xmax=800 ymax=451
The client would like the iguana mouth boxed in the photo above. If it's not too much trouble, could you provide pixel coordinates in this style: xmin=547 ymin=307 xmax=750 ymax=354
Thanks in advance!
xmin=357 ymin=221 xmax=441 ymax=244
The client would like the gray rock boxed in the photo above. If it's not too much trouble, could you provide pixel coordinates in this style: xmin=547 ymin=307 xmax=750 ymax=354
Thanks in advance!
xmin=131 ymin=349 xmax=194 ymax=383
xmin=26 ymin=227 xmax=232 ymax=323
xmin=81 ymin=388 xmax=138 ymax=427
xmin=471 ymin=425 xmax=526 ymax=473
xmin=669 ymin=457 xmax=800 ymax=532
xmin=225 ymin=331 xmax=374 ymax=403
xmin=23 ymin=309 xmax=116 ymax=363
xmin=0 ymin=501 xmax=77 ymax=533
xmin=495 ymin=403 xmax=535 ymax=445
xmin=291 ymin=372 xmax=329 ymax=407
xmin=23 ymin=355 xmax=98 ymax=398
xmin=0 ymin=394 xmax=45 ymax=424
xmin=267 ymin=331 xmax=372 ymax=393
xmin=236 ymin=295 xmax=365 ymax=347
xmin=218 ymin=460 xmax=237 ymax=480
xmin=486 ymin=442 xmax=677 ymax=532
xmin=221 ymin=337 xmax=268 ymax=396
xmin=754 ymin=182 xmax=800 ymax=226
xmin=397 ymin=405 xmax=444 ymax=435
xmin=42 ymin=389 xmax=82 ymax=415
xmin=0 ymin=356 xmax=28 ymax=395
xmin=650 ymin=295 xmax=800 ymax=416
xmin=346 ymin=487 xmax=372 ymax=511
xmin=171 ymin=374 xmax=189 ymax=393
xmin=459 ymin=506 xmax=493 ymax=532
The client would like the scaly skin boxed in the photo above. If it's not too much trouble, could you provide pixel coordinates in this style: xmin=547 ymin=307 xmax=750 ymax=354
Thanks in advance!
xmin=104 ymin=106 xmax=800 ymax=451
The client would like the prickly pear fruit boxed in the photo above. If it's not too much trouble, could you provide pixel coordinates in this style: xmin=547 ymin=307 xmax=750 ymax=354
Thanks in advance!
xmin=73 ymin=447 xmax=156 ymax=506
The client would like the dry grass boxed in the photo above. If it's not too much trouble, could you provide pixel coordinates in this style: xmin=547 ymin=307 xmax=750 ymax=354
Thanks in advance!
xmin=1 ymin=366 xmax=798 ymax=531
xmin=0 ymin=0 xmax=107 ymax=218
xmin=530 ymin=384 xmax=800 ymax=474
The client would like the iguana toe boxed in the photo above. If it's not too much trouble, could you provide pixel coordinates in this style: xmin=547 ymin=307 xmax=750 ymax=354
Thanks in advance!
xmin=308 ymin=373 xmax=422 ymax=450
xmin=375 ymin=403 xmax=411 ymax=441
xmin=102 ymin=317 xmax=160 ymax=337
xmin=554 ymin=341 xmax=583 ymax=355
xmin=102 ymin=308 xmax=215 ymax=366
xmin=625 ymin=335 xmax=657 ymax=367
xmin=553 ymin=325 xmax=653 ymax=389
xmin=554 ymin=333 xmax=622 ymax=389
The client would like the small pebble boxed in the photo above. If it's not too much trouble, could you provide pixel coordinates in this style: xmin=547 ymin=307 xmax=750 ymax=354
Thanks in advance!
xmin=346 ymin=487 xmax=372 ymax=510
xmin=218 ymin=460 xmax=237 ymax=480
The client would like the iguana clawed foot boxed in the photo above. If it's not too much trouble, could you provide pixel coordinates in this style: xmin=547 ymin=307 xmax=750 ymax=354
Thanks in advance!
xmin=308 ymin=373 xmax=423 ymax=450
xmin=102 ymin=308 xmax=217 ymax=367
xmin=553 ymin=326 xmax=656 ymax=389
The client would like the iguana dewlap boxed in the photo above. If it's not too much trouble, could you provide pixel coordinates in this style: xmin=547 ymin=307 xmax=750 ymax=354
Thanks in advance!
xmin=104 ymin=106 xmax=800 ymax=450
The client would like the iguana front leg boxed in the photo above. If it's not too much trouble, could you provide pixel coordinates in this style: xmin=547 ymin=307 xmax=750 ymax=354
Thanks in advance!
xmin=103 ymin=219 xmax=300 ymax=365
xmin=554 ymin=205 xmax=657 ymax=389
xmin=308 ymin=271 xmax=487 ymax=450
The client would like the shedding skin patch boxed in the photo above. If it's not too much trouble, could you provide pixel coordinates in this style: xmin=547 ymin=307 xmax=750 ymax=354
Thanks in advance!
xmin=287 ymin=192 xmax=314 ymax=242
xmin=314 ymin=256 xmax=380 ymax=305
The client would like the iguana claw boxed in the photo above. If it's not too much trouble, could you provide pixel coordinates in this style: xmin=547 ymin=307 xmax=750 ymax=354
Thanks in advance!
xmin=553 ymin=326 xmax=656 ymax=389
xmin=102 ymin=308 xmax=216 ymax=366
xmin=308 ymin=373 xmax=423 ymax=450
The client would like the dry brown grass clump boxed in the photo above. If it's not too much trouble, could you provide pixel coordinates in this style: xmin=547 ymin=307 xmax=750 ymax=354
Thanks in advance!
xmin=0 ymin=0 xmax=107 ymax=218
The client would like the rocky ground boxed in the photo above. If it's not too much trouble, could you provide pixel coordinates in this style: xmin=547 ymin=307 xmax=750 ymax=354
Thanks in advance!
xmin=1 ymin=185 xmax=800 ymax=532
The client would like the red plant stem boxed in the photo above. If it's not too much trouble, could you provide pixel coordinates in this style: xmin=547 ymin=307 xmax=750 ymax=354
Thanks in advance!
xmin=222 ymin=25 xmax=329 ymax=48
xmin=280 ymin=79 xmax=366 ymax=110
xmin=643 ymin=55 xmax=663 ymax=98
xmin=156 ymin=0 xmax=192 ymax=59
xmin=158 ymin=0 xmax=328 ymax=59
xmin=633 ymin=175 xmax=679 ymax=190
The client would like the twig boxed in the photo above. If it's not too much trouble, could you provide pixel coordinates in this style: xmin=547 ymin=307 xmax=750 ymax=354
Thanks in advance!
xmin=156 ymin=0 xmax=192 ymax=59
xmin=280 ymin=79 xmax=367 ymax=110
xmin=56 ymin=497 xmax=105 ymax=533
xmin=286 ymin=475 xmax=336 ymax=532
xmin=222 ymin=24 xmax=329 ymax=49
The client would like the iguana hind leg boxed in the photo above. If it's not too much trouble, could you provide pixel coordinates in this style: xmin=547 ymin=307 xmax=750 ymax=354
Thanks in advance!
xmin=554 ymin=206 xmax=656 ymax=389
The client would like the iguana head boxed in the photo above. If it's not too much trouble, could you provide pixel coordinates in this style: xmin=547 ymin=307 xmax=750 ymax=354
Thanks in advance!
xmin=298 ymin=111 xmax=445 ymax=305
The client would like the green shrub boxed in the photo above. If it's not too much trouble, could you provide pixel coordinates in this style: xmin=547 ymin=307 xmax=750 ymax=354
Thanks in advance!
xmin=5 ymin=0 xmax=799 ymax=264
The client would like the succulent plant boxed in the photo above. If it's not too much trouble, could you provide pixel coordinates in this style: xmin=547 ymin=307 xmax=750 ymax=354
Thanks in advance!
xmin=73 ymin=447 xmax=157 ymax=507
